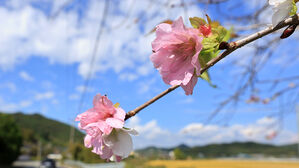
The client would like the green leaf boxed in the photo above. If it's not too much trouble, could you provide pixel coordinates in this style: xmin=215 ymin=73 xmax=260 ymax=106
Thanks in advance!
xmin=223 ymin=28 xmax=232 ymax=42
xmin=217 ymin=27 xmax=227 ymax=41
xmin=202 ymin=35 xmax=218 ymax=49
xmin=189 ymin=17 xmax=206 ymax=28
xmin=199 ymin=71 xmax=217 ymax=88
xmin=197 ymin=46 xmax=219 ymax=88
xmin=192 ymin=16 xmax=231 ymax=88
xmin=290 ymin=1 xmax=298 ymax=16
xmin=211 ymin=26 xmax=232 ymax=43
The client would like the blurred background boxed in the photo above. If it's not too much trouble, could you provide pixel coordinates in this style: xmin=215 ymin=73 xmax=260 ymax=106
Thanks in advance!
xmin=0 ymin=0 xmax=298 ymax=168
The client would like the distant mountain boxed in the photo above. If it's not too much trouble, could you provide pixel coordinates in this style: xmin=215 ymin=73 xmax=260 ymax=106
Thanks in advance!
xmin=137 ymin=142 xmax=298 ymax=158
xmin=2 ymin=112 xmax=84 ymax=147
xmin=2 ymin=112 xmax=297 ymax=158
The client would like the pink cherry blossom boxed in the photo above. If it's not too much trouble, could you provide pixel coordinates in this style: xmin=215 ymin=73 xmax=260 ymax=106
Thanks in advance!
xmin=150 ymin=17 xmax=203 ymax=95
xmin=76 ymin=94 xmax=138 ymax=162
xmin=83 ymin=128 xmax=138 ymax=161
xmin=75 ymin=94 xmax=125 ymax=135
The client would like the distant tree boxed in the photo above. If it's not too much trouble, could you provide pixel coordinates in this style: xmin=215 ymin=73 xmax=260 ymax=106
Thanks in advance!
xmin=0 ymin=113 xmax=23 ymax=165
xmin=70 ymin=143 xmax=82 ymax=160
xmin=69 ymin=143 xmax=105 ymax=163
xmin=22 ymin=128 xmax=37 ymax=143
xmin=173 ymin=148 xmax=186 ymax=160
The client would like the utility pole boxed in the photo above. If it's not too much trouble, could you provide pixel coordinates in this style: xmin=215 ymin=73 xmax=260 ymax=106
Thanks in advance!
xmin=296 ymin=105 xmax=299 ymax=157
xmin=69 ymin=121 xmax=75 ymax=145
xmin=37 ymin=139 xmax=42 ymax=161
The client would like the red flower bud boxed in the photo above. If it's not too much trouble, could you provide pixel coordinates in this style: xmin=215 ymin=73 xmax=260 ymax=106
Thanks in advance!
xmin=280 ymin=24 xmax=298 ymax=39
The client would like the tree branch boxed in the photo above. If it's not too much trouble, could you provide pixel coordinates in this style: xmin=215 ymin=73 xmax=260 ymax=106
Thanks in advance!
xmin=125 ymin=14 xmax=299 ymax=121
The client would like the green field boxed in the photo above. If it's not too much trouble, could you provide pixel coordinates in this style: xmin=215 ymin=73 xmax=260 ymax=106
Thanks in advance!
xmin=145 ymin=160 xmax=299 ymax=168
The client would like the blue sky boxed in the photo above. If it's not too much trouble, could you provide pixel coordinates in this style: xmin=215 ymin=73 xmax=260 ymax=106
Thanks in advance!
xmin=0 ymin=0 xmax=298 ymax=148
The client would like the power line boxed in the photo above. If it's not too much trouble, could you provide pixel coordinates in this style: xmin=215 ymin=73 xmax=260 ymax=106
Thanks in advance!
xmin=69 ymin=0 xmax=110 ymax=145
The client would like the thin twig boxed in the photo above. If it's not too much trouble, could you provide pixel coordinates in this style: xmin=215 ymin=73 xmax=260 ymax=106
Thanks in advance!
xmin=125 ymin=13 xmax=299 ymax=121
xmin=125 ymin=85 xmax=180 ymax=120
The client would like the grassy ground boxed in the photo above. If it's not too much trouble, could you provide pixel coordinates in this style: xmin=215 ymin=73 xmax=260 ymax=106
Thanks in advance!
xmin=145 ymin=160 xmax=299 ymax=168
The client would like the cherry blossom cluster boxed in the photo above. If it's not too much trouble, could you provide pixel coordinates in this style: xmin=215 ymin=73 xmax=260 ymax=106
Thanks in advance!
xmin=76 ymin=94 xmax=137 ymax=162
xmin=75 ymin=0 xmax=298 ymax=162
xmin=151 ymin=17 xmax=204 ymax=95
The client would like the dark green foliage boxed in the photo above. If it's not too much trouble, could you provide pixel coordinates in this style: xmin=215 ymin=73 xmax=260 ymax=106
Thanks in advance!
xmin=184 ymin=142 xmax=297 ymax=158
xmin=173 ymin=148 xmax=186 ymax=160
xmin=0 ymin=113 xmax=22 ymax=165
xmin=0 ymin=112 xmax=109 ymax=163
xmin=137 ymin=147 xmax=170 ymax=160
xmin=7 ymin=112 xmax=84 ymax=146
xmin=69 ymin=143 xmax=105 ymax=163
xmin=137 ymin=142 xmax=298 ymax=159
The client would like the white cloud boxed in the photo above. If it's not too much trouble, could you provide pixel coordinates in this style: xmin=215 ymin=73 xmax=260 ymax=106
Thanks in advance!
xmin=119 ymin=73 xmax=138 ymax=81
xmin=244 ymin=0 xmax=266 ymax=9
xmin=180 ymin=117 xmax=297 ymax=145
xmin=137 ymin=78 xmax=157 ymax=94
xmin=127 ymin=116 xmax=298 ymax=149
xmin=179 ymin=97 xmax=194 ymax=104
xmin=34 ymin=91 xmax=54 ymax=100
xmin=20 ymin=100 xmax=32 ymax=108
xmin=0 ymin=0 xmax=203 ymax=80
xmin=19 ymin=71 xmax=34 ymax=81
xmin=0 ymin=96 xmax=32 ymax=112
xmin=51 ymin=99 xmax=59 ymax=104
xmin=41 ymin=81 xmax=54 ymax=90
xmin=0 ymin=82 xmax=17 ymax=92
xmin=126 ymin=116 xmax=175 ymax=148
xmin=69 ymin=93 xmax=79 ymax=100
xmin=76 ymin=85 xmax=94 ymax=93
xmin=0 ymin=97 xmax=18 ymax=112
xmin=256 ymin=116 xmax=276 ymax=125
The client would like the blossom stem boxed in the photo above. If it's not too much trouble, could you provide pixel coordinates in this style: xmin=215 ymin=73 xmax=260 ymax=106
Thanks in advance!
xmin=125 ymin=13 xmax=299 ymax=121
xmin=125 ymin=85 xmax=180 ymax=120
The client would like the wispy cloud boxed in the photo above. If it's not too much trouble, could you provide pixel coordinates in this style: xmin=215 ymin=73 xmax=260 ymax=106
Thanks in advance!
xmin=20 ymin=100 xmax=33 ymax=108
xmin=19 ymin=71 xmax=34 ymax=82
xmin=69 ymin=93 xmax=79 ymax=100
xmin=0 ymin=82 xmax=17 ymax=92
xmin=179 ymin=97 xmax=194 ymax=104
xmin=76 ymin=85 xmax=94 ymax=93
xmin=0 ymin=96 xmax=32 ymax=112
xmin=34 ymin=91 xmax=54 ymax=100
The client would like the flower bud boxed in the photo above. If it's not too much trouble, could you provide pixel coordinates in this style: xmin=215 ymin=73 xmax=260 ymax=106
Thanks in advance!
xmin=218 ymin=41 xmax=230 ymax=50
xmin=280 ymin=24 xmax=297 ymax=39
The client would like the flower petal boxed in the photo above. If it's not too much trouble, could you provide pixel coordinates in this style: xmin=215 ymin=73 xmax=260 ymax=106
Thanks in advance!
xmin=98 ymin=120 xmax=113 ymax=135
xmin=272 ymin=8 xmax=291 ymax=26
xmin=114 ymin=107 xmax=126 ymax=120
xmin=110 ymin=155 xmax=122 ymax=162
xmin=171 ymin=16 xmax=186 ymax=32
xmin=106 ymin=118 xmax=124 ymax=128
xmin=269 ymin=0 xmax=293 ymax=26
xmin=111 ymin=129 xmax=133 ymax=158
xmin=191 ymin=51 xmax=201 ymax=76
xmin=100 ymin=145 xmax=113 ymax=159
xmin=122 ymin=127 xmax=139 ymax=135
xmin=84 ymin=135 xmax=92 ymax=148
xmin=181 ymin=75 xmax=198 ymax=95
xmin=92 ymin=93 xmax=102 ymax=108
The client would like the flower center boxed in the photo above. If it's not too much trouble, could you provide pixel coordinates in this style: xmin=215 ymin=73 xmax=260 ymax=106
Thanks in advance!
xmin=99 ymin=97 xmax=115 ymax=119
xmin=173 ymin=38 xmax=196 ymax=59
